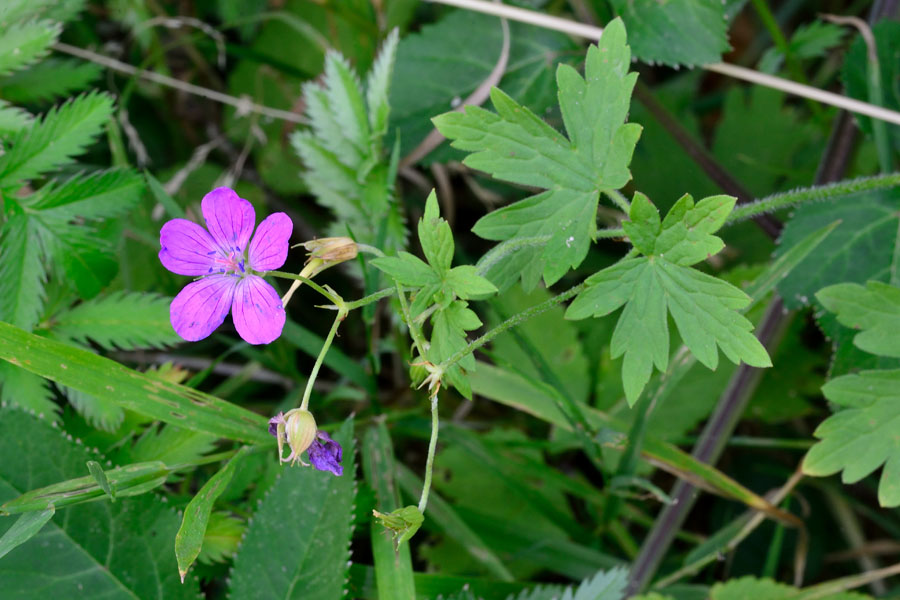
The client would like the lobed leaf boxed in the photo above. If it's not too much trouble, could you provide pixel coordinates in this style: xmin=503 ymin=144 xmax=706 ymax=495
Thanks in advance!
xmin=816 ymin=281 xmax=900 ymax=358
xmin=434 ymin=18 xmax=640 ymax=286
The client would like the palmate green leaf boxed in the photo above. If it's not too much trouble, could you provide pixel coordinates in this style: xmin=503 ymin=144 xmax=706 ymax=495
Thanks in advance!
xmin=567 ymin=257 xmax=770 ymax=404
xmin=0 ymin=19 xmax=60 ymax=77
xmin=0 ymin=58 xmax=102 ymax=104
xmin=0 ymin=321 xmax=271 ymax=443
xmin=371 ymin=252 xmax=437 ymax=286
xmin=228 ymin=419 xmax=356 ymax=600
xmin=776 ymin=189 xmax=900 ymax=309
xmin=51 ymin=291 xmax=180 ymax=351
xmin=568 ymin=194 xmax=768 ymax=404
xmin=434 ymin=18 xmax=640 ymax=286
xmin=176 ymin=447 xmax=250 ymax=582
xmin=803 ymin=370 xmax=900 ymax=507
xmin=610 ymin=0 xmax=729 ymax=67
xmin=0 ymin=409 xmax=200 ymax=599
xmin=0 ymin=91 xmax=113 ymax=189
xmin=817 ymin=281 xmax=900 ymax=358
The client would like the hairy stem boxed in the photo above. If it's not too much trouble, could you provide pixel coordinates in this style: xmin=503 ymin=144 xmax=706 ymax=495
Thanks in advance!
xmin=727 ymin=173 xmax=900 ymax=225
xmin=437 ymin=281 xmax=586 ymax=371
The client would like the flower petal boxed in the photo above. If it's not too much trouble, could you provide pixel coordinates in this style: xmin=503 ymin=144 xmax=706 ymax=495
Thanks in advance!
xmin=308 ymin=433 xmax=343 ymax=476
xmin=232 ymin=275 xmax=286 ymax=345
xmin=201 ymin=187 xmax=255 ymax=253
xmin=268 ymin=412 xmax=285 ymax=437
xmin=159 ymin=218 xmax=219 ymax=276
xmin=170 ymin=275 xmax=237 ymax=342
xmin=248 ymin=212 xmax=292 ymax=271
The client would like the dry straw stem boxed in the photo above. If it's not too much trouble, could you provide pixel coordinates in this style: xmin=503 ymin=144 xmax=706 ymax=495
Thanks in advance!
xmin=428 ymin=0 xmax=900 ymax=128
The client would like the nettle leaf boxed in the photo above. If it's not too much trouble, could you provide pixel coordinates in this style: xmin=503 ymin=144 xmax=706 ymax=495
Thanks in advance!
xmin=434 ymin=18 xmax=641 ymax=287
xmin=51 ymin=291 xmax=179 ymax=351
xmin=567 ymin=195 xmax=769 ymax=404
xmin=817 ymin=281 xmax=900 ymax=358
xmin=611 ymin=0 xmax=729 ymax=67
xmin=0 ymin=362 xmax=56 ymax=419
xmin=61 ymin=385 xmax=124 ymax=432
xmin=228 ymin=419 xmax=356 ymax=600
xmin=0 ymin=91 xmax=113 ymax=189
xmin=0 ymin=409 xmax=200 ymax=598
xmin=776 ymin=189 xmax=900 ymax=309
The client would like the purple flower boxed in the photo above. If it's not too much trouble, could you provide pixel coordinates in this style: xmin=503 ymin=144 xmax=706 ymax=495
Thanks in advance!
xmin=159 ymin=187 xmax=292 ymax=345
xmin=268 ymin=410 xmax=343 ymax=476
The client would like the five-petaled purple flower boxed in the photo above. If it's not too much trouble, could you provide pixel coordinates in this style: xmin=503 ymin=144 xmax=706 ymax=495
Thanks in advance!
xmin=268 ymin=410 xmax=343 ymax=476
xmin=159 ymin=187 xmax=292 ymax=345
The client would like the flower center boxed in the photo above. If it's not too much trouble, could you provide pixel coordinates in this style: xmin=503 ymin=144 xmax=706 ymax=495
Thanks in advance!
xmin=209 ymin=248 xmax=246 ymax=275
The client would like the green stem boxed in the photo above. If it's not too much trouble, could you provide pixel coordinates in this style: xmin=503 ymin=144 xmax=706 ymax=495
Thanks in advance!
xmin=726 ymin=173 xmax=900 ymax=225
xmin=300 ymin=308 xmax=346 ymax=411
xmin=605 ymin=189 xmax=631 ymax=213
xmin=418 ymin=395 xmax=440 ymax=512
xmin=394 ymin=281 xmax=428 ymax=358
xmin=344 ymin=285 xmax=400 ymax=311
xmin=265 ymin=268 xmax=337 ymax=305
xmin=438 ymin=282 xmax=586 ymax=371
xmin=596 ymin=227 xmax=625 ymax=240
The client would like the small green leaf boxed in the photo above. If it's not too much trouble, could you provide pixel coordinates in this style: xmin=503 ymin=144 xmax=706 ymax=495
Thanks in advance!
xmin=372 ymin=505 xmax=423 ymax=549
xmin=419 ymin=190 xmax=454 ymax=274
xmin=86 ymin=460 xmax=114 ymax=501
xmin=445 ymin=266 xmax=498 ymax=299
xmin=371 ymin=252 xmax=437 ymax=286
xmin=0 ymin=507 xmax=54 ymax=560
xmin=804 ymin=369 xmax=900 ymax=507
xmin=654 ymin=194 xmax=734 ymax=265
xmin=817 ymin=281 xmax=900 ymax=358
xmin=0 ymin=214 xmax=47 ymax=330
xmin=176 ymin=447 xmax=250 ymax=582
xmin=0 ymin=57 xmax=102 ymax=104
xmin=621 ymin=192 xmax=660 ymax=256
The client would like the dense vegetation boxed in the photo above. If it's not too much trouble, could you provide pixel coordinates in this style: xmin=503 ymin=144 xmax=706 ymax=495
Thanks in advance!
xmin=1 ymin=1 xmax=900 ymax=599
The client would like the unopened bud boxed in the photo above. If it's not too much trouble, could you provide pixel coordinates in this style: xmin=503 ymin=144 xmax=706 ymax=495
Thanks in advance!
xmin=284 ymin=409 xmax=318 ymax=465
xmin=303 ymin=237 xmax=358 ymax=266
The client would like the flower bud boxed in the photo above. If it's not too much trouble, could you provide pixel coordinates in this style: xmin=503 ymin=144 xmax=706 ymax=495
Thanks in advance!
xmin=303 ymin=237 xmax=358 ymax=266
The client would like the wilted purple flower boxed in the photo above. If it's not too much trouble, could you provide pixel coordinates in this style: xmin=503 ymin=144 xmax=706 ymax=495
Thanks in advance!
xmin=159 ymin=187 xmax=292 ymax=345
xmin=268 ymin=410 xmax=343 ymax=476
